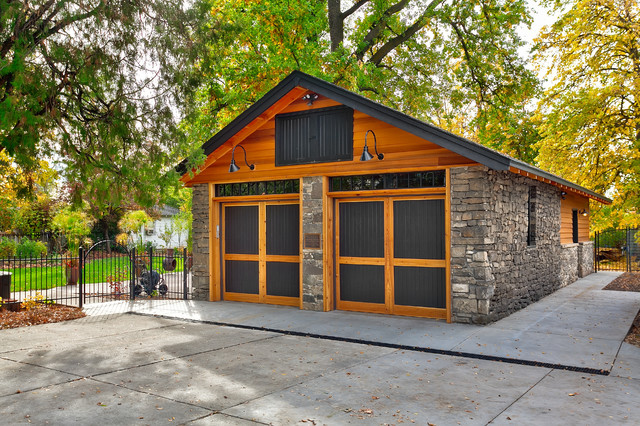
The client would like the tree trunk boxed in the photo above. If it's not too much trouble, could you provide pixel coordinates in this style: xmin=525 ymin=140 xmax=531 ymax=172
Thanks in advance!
xmin=327 ymin=0 xmax=343 ymax=51
xmin=104 ymin=223 xmax=111 ymax=254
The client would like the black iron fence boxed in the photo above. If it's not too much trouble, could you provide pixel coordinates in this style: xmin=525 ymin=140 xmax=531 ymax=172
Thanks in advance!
xmin=594 ymin=227 xmax=640 ymax=272
xmin=0 ymin=240 xmax=192 ymax=308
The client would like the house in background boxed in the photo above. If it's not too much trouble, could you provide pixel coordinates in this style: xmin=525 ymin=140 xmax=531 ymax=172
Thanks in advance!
xmin=178 ymin=71 xmax=609 ymax=324
xmin=134 ymin=205 xmax=189 ymax=249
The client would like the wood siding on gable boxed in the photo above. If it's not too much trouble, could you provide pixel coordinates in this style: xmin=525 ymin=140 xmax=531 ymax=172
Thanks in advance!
xmin=560 ymin=193 xmax=590 ymax=244
xmin=187 ymin=94 xmax=479 ymax=185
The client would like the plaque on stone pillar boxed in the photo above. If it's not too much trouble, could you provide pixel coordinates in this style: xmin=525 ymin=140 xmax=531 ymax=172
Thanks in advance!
xmin=303 ymin=233 xmax=321 ymax=249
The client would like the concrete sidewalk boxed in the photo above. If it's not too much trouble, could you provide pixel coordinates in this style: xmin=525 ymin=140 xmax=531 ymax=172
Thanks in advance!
xmin=84 ymin=271 xmax=640 ymax=375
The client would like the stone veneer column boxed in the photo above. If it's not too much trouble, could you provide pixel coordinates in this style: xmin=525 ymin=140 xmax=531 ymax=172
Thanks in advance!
xmin=449 ymin=166 xmax=496 ymax=324
xmin=191 ymin=183 xmax=210 ymax=301
xmin=301 ymin=176 xmax=324 ymax=310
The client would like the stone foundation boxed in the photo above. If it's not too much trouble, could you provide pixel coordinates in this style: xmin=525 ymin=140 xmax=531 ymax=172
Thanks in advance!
xmin=191 ymin=184 xmax=210 ymax=301
xmin=301 ymin=177 xmax=324 ymax=311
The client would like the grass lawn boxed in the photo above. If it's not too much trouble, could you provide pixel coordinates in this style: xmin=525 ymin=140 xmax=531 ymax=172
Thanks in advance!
xmin=3 ymin=255 xmax=186 ymax=292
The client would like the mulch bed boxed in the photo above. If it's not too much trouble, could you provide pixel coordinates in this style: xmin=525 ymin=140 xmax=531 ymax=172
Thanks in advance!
xmin=603 ymin=272 xmax=640 ymax=347
xmin=0 ymin=304 xmax=86 ymax=329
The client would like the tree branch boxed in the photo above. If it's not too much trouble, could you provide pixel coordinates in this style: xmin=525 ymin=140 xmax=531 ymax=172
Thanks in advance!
xmin=355 ymin=0 xmax=410 ymax=60
xmin=341 ymin=0 xmax=370 ymax=19
xmin=368 ymin=0 xmax=444 ymax=65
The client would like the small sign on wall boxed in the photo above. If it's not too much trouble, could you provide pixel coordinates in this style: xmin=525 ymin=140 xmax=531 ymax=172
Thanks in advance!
xmin=303 ymin=233 xmax=321 ymax=249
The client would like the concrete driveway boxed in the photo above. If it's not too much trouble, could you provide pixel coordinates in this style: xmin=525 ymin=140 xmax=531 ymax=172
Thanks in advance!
xmin=1 ymin=271 xmax=639 ymax=424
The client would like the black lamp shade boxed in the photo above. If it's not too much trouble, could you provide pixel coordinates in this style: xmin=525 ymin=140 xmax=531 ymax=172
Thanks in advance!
xmin=229 ymin=158 xmax=240 ymax=173
xmin=360 ymin=146 xmax=374 ymax=161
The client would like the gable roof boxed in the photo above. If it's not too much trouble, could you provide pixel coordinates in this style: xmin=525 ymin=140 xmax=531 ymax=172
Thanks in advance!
xmin=178 ymin=71 xmax=610 ymax=204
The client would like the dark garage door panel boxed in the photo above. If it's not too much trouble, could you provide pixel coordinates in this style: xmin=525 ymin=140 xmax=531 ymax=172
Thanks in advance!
xmin=394 ymin=266 xmax=446 ymax=309
xmin=393 ymin=199 xmax=445 ymax=260
xmin=339 ymin=201 xmax=384 ymax=258
xmin=339 ymin=264 xmax=385 ymax=304
xmin=266 ymin=204 xmax=300 ymax=256
xmin=225 ymin=260 xmax=259 ymax=294
xmin=225 ymin=205 xmax=259 ymax=255
xmin=266 ymin=262 xmax=300 ymax=298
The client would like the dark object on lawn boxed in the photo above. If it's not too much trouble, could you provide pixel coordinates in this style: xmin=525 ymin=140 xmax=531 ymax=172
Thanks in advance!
xmin=162 ymin=251 xmax=177 ymax=272
xmin=134 ymin=270 xmax=168 ymax=296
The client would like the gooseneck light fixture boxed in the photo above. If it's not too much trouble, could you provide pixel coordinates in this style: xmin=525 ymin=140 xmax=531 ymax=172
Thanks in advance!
xmin=228 ymin=144 xmax=255 ymax=173
xmin=360 ymin=129 xmax=384 ymax=161
xmin=579 ymin=209 xmax=588 ymax=217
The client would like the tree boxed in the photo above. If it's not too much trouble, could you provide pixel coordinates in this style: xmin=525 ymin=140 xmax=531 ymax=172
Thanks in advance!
xmin=13 ymin=197 xmax=54 ymax=238
xmin=0 ymin=150 xmax=58 ymax=200
xmin=186 ymin=0 xmax=539 ymax=160
xmin=51 ymin=207 xmax=94 ymax=255
xmin=534 ymin=0 xmax=639 ymax=230
xmin=117 ymin=209 xmax=152 ymax=252
xmin=0 ymin=0 xmax=206 ymax=205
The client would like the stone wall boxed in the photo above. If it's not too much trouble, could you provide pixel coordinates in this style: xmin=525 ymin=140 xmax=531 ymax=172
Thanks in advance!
xmin=191 ymin=184 xmax=210 ymax=301
xmin=578 ymin=241 xmax=594 ymax=277
xmin=559 ymin=244 xmax=579 ymax=287
xmin=450 ymin=166 xmax=564 ymax=323
xmin=559 ymin=240 xmax=594 ymax=286
xmin=301 ymin=176 xmax=324 ymax=311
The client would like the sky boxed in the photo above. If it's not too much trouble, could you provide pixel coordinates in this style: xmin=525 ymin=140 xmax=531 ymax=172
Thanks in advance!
xmin=517 ymin=2 xmax=561 ymax=87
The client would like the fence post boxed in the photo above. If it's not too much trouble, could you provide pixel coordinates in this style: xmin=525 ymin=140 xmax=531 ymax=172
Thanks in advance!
xmin=78 ymin=247 xmax=84 ymax=309
xmin=149 ymin=246 xmax=153 ymax=295
xmin=183 ymin=248 xmax=188 ymax=300
xmin=628 ymin=227 xmax=632 ymax=272
xmin=594 ymin=232 xmax=598 ymax=272
xmin=130 ymin=248 xmax=136 ymax=300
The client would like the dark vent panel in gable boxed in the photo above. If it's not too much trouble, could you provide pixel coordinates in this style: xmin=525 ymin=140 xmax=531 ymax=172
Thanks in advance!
xmin=275 ymin=106 xmax=353 ymax=166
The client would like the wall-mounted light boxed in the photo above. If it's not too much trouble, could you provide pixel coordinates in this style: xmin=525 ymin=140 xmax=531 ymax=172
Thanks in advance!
xmin=579 ymin=209 xmax=588 ymax=217
xmin=360 ymin=130 xmax=384 ymax=161
xmin=302 ymin=93 xmax=318 ymax=106
xmin=228 ymin=144 xmax=255 ymax=173
xmin=560 ymin=191 xmax=567 ymax=200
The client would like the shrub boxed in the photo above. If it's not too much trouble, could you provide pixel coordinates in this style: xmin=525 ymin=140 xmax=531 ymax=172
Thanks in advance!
xmin=20 ymin=292 xmax=53 ymax=311
xmin=15 ymin=237 xmax=48 ymax=258
xmin=51 ymin=208 xmax=94 ymax=255
xmin=0 ymin=237 xmax=17 ymax=258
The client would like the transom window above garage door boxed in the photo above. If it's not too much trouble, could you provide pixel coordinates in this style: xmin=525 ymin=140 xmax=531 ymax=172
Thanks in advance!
xmin=329 ymin=170 xmax=445 ymax=192
xmin=216 ymin=179 xmax=300 ymax=197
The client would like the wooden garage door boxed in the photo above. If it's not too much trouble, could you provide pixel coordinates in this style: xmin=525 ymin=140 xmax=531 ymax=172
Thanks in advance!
xmin=336 ymin=196 xmax=447 ymax=318
xmin=223 ymin=202 xmax=300 ymax=306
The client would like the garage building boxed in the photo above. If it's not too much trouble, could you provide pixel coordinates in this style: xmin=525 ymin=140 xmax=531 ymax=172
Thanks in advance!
xmin=178 ymin=71 xmax=609 ymax=324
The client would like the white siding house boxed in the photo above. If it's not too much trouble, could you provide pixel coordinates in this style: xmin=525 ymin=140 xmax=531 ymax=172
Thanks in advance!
xmin=135 ymin=206 xmax=189 ymax=248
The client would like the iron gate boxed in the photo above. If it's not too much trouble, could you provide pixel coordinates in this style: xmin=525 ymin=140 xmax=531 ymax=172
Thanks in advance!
xmin=594 ymin=227 xmax=640 ymax=272
xmin=2 ymin=240 xmax=192 ymax=307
